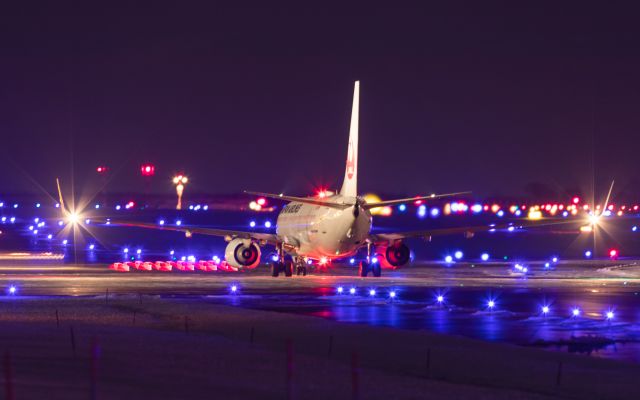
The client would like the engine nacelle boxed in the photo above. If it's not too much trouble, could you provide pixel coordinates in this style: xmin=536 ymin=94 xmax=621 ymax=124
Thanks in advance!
xmin=224 ymin=239 xmax=261 ymax=269
xmin=377 ymin=242 xmax=411 ymax=269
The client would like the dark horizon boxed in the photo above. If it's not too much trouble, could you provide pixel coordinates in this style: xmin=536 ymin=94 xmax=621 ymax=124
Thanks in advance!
xmin=2 ymin=3 xmax=640 ymax=200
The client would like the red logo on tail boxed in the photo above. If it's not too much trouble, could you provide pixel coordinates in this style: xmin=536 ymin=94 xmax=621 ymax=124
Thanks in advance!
xmin=346 ymin=141 xmax=355 ymax=179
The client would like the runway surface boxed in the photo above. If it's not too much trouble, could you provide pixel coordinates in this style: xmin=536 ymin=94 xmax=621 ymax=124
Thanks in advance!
xmin=2 ymin=259 xmax=640 ymax=363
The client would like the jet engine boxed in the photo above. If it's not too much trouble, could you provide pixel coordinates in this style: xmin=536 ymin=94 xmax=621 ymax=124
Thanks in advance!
xmin=225 ymin=239 xmax=261 ymax=269
xmin=377 ymin=242 xmax=411 ymax=269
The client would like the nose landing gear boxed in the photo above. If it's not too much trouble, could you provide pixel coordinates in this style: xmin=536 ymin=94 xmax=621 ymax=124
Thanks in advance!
xmin=359 ymin=242 xmax=381 ymax=277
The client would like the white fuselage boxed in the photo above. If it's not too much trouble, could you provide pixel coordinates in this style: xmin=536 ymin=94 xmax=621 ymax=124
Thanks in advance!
xmin=276 ymin=195 xmax=372 ymax=259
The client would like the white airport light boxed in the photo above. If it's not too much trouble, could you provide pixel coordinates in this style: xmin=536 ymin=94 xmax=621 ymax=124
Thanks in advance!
xmin=337 ymin=286 xmax=344 ymax=294
xmin=89 ymin=244 xmax=95 ymax=250
xmin=47 ymin=234 xmax=52 ymax=240
xmin=264 ymin=221 xmax=272 ymax=228
xmin=430 ymin=207 xmax=440 ymax=217
xmin=36 ymin=203 xmax=40 ymax=208
xmin=552 ymin=257 xmax=558 ymax=263
xmin=369 ymin=289 xmax=376 ymax=297
xmin=124 ymin=248 xmax=129 ymax=253
xmin=136 ymin=249 xmax=142 ymax=255
xmin=230 ymin=285 xmax=238 ymax=293
xmin=176 ymin=220 xmax=182 ymax=226
xmin=487 ymin=299 xmax=496 ymax=309
xmin=159 ymin=219 xmax=165 ymax=225
xmin=584 ymin=250 xmax=592 ymax=258
xmin=349 ymin=287 xmax=356 ymax=295
xmin=62 ymin=239 xmax=68 ymax=245
xmin=572 ymin=307 xmax=581 ymax=317
xmin=271 ymin=254 xmax=279 ymax=262
xmin=544 ymin=262 xmax=550 ymax=268
xmin=542 ymin=305 xmax=550 ymax=315
xmin=170 ymin=250 xmax=175 ymax=255
xmin=371 ymin=256 xmax=378 ymax=264
xmin=454 ymin=251 xmax=463 ymax=260
xmin=349 ymin=258 xmax=355 ymax=265
xmin=8 ymin=285 xmax=16 ymax=295
xmin=173 ymin=175 xmax=189 ymax=210
xmin=9 ymin=217 xmax=15 ymax=223
xmin=249 ymin=221 xmax=256 ymax=228
xmin=436 ymin=295 xmax=445 ymax=304
xmin=444 ymin=255 xmax=453 ymax=263
xmin=481 ymin=253 xmax=489 ymax=261
xmin=606 ymin=310 xmax=615 ymax=320
xmin=389 ymin=290 xmax=396 ymax=299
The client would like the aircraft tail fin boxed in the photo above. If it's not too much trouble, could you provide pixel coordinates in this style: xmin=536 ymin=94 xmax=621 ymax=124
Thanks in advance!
xmin=339 ymin=81 xmax=359 ymax=197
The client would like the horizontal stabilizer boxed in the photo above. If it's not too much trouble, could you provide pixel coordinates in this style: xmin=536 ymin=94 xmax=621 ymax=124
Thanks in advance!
xmin=244 ymin=191 xmax=351 ymax=209
xmin=362 ymin=191 xmax=471 ymax=209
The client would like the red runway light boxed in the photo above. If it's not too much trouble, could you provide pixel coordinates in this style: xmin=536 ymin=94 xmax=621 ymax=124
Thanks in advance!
xmin=141 ymin=164 xmax=155 ymax=176
xmin=609 ymin=249 xmax=619 ymax=259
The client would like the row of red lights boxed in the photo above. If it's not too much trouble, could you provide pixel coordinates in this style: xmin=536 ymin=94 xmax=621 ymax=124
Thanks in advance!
xmin=96 ymin=164 xmax=156 ymax=177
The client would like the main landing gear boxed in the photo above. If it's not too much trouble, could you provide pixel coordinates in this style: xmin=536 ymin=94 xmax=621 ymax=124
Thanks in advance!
xmin=271 ymin=260 xmax=293 ymax=277
xmin=295 ymin=257 xmax=308 ymax=276
xmin=271 ymin=260 xmax=307 ymax=277
xmin=271 ymin=244 xmax=304 ymax=277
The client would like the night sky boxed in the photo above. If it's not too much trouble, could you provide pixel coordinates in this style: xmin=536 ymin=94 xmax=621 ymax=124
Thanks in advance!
xmin=2 ymin=3 xmax=640 ymax=199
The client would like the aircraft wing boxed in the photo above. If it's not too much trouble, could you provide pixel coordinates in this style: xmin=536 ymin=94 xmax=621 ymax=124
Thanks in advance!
xmin=370 ymin=218 xmax=581 ymax=245
xmin=101 ymin=220 xmax=280 ymax=245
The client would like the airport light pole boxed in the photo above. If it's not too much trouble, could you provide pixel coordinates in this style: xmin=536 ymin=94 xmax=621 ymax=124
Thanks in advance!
xmin=173 ymin=175 xmax=188 ymax=210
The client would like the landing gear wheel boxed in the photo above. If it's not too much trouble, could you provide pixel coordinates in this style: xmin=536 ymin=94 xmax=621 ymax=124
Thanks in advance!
xmin=301 ymin=266 xmax=307 ymax=276
xmin=372 ymin=262 xmax=382 ymax=277
xmin=271 ymin=262 xmax=281 ymax=277
xmin=284 ymin=261 xmax=293 ymax=277
xmin=359 ymin=261 xmax=370 ymax=277
xmin=296 ymin=265 xmax=307 ymax=276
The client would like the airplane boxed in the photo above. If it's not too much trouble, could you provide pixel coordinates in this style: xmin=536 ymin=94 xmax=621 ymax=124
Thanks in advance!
xmin=57 ymin=81 xmax=576 ymax=277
